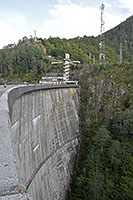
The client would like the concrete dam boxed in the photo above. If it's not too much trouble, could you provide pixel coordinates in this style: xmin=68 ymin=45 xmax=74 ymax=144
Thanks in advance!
xmin=0 ymin=85 xmax=79 ymax=200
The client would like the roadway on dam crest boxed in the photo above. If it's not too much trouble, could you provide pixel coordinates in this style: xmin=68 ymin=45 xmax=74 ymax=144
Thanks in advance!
xmin=0 ymin=85 xmax=15 ymax=97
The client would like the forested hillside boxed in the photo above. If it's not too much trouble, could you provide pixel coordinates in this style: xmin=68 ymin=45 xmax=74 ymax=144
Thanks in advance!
xmin=41 ymin=15 xmax=133 ymax=63
xmin=0 ymin=38 xmax=51 ymax=82
xmin=105 ymin=15 xmax=133 ymax=63
xmin=0 ymin=15 xmax=132 ymax=82
xmin=67 ymin=63 xmax=133 ymax=200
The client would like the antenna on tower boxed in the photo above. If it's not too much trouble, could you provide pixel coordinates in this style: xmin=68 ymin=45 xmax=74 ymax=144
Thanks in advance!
xmin=99 ymin=3 xmax=105 ymax=64
xmin=119 ymin=43 xmax=123 ymax=64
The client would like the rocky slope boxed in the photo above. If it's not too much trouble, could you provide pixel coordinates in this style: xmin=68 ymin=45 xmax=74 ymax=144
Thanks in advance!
xmin=67 ymin=63 xmax=133 ymax=200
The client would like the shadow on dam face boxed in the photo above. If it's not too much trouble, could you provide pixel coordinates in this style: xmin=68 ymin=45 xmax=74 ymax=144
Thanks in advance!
xmin=0 ymin=85 xmax=79 ymax=200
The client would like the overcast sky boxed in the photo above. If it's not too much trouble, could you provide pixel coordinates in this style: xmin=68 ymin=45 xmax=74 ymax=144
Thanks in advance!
xmin=0 ymin=0 xmax=132 ymax=49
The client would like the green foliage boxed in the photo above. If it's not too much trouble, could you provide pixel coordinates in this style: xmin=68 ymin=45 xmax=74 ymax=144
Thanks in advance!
xmin=0 ymin=15 xmax=132 ymax=199
xmin=0 ymin=16 xmax=132 ymax=81
xmin=67 ymin=63 xmax=133 ymax=200
xmin=40 ymin=16 xmax=133 ymax=64
xmin=0 ymin=43 xmax=51 ymax=81
xmin=105 ymin=15 xmax=133 ymax=63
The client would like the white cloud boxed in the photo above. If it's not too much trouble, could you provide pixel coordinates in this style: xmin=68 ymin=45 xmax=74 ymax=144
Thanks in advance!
xmin=0 ymin=1 xmax=131 ymax=48
xmin=104 ymin=3 xmax=112 ymax=8
xmin=40 ymin=1 xmax=129 ymax=39
xmin=0 ymin=12 xmax=26 ymax=26
xmin=105 ymin=12 xmax=128 ymax=32
xmin=0 ymin=11 xmax=29 ymax=48
xmin=57 ymin=0 xmax=68 ymax=4
xmin=42 ymin=2 xmax=100 ymax=38
xmin=118 ymin=0 xmax=133 ymax=12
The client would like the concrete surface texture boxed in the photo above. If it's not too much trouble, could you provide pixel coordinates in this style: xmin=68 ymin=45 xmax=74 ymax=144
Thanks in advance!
xmin=0 ymin=85 xmax=79 ymax=200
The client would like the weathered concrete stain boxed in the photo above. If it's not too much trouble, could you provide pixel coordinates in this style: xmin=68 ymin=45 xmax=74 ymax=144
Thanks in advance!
xmin=0 ymin=85 xmax=79 ymax=200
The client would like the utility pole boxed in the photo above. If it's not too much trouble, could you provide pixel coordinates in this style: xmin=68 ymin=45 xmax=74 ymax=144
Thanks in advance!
xmin=33 ymin=30 xmax=37 ymax=42
xmin=89 ymin=53 xmax=91 ymax=60
xmin=99 ymin=3 xmax=105 ymax=64
xmin=119 ymin=43 xmax=123 ymax=64
xmin=93 ymin=55 xmax=96 ymax=64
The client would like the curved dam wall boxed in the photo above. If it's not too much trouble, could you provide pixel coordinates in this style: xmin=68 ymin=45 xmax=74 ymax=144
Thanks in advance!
xmin=0 ymin=85 xmax=79 ymax=200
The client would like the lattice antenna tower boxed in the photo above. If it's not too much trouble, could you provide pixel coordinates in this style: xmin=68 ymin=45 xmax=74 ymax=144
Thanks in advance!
xmin=99 ymin=3 xmax=105 ymax=64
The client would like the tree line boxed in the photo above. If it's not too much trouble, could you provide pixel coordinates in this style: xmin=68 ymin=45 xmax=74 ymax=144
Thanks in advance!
xmin=0 ymin=15 xmax=132 ymax=82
